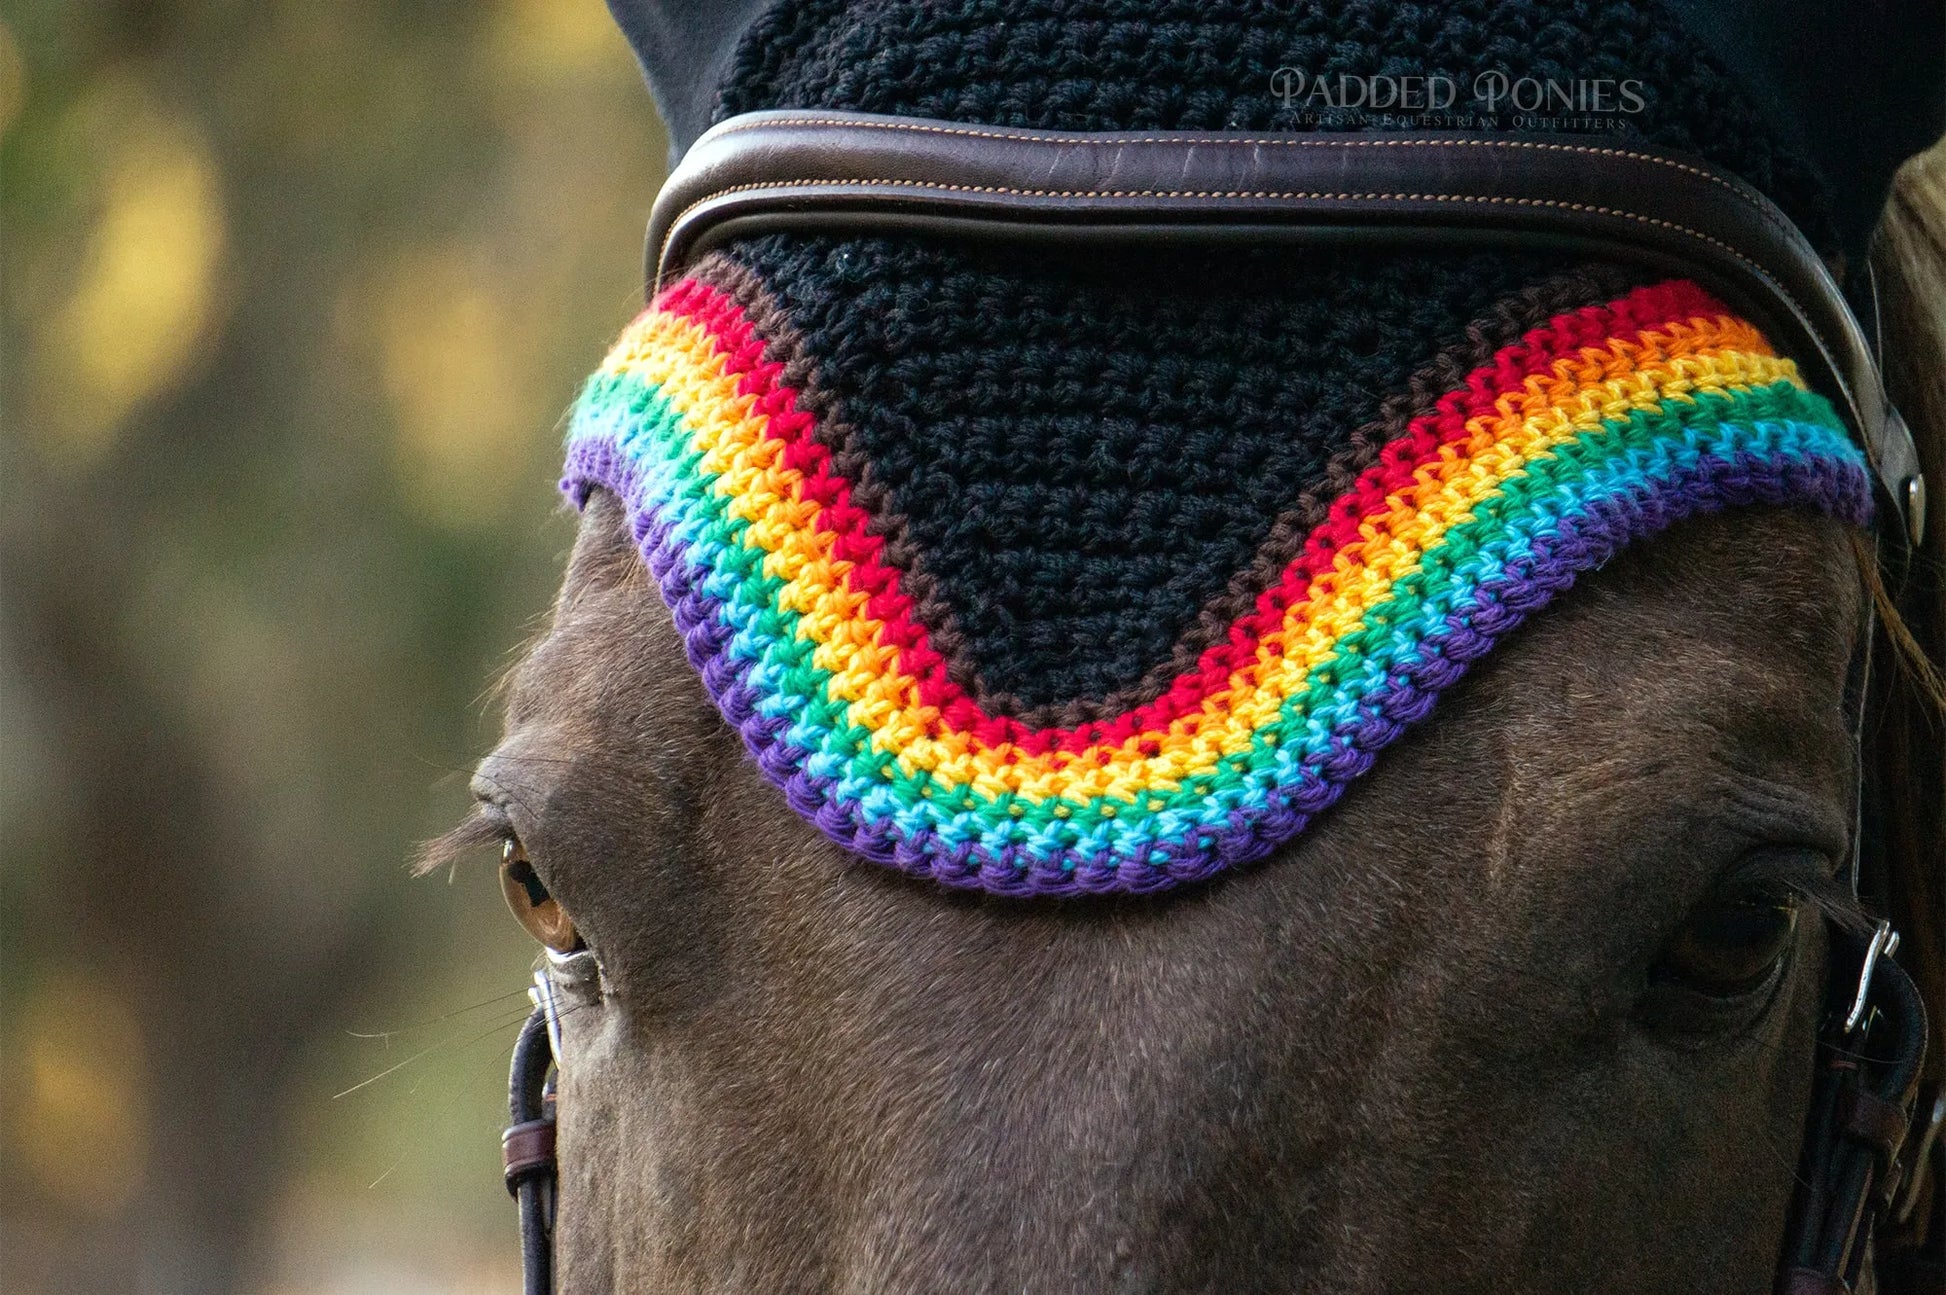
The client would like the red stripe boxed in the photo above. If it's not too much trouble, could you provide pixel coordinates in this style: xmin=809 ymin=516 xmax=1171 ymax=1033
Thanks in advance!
xmin=658 ymin=281 xmax=970 ymax=731
xmin=650 ymin=276 xmax=1730 ymax=754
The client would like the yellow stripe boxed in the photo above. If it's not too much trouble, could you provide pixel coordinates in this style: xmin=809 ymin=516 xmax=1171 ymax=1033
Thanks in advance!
xmin=605 ymin=307 xmax=1795 ymax=800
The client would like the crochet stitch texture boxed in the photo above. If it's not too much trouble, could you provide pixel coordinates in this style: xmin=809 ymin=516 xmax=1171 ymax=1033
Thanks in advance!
xmin=697 ymin=0 xmax=1837 ymax=714
xmin=718 ymin=0 xmax=1835 ymax=250
xmin=562 ymin=276 xmax=1870 ymax=895
xmin=563 ymin=0 xmax=1862 ymax=894
xmin=741 ymin=239 xmax=1596 ymax=713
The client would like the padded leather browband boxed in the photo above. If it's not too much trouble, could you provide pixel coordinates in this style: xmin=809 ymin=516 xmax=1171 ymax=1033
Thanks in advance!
xmin=648 ymin=109 xmax=1925 ymax=542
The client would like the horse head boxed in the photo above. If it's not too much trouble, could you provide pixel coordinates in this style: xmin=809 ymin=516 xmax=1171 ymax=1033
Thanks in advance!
xmin=428 ymin=3 xmax=1945 ymax=1290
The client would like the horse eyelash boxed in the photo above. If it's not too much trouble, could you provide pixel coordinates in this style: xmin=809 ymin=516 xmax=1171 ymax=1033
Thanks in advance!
xmin=1779 ymin=869 xmax=1874 ymax=936
xmin=412 ymin=808 xmax=512 ymax=878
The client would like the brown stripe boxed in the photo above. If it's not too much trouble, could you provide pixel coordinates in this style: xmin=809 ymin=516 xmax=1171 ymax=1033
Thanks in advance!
xmin=683 ymin=254 xmax=1642 ymax=726
xmin=1001 ymin=260 xmax=1648 ymax=728
xmin=690 ymin=254 xmax=996 ymax=701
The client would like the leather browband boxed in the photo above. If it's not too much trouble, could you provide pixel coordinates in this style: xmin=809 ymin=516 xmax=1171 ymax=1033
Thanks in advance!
xmin=647 ymin=110 xmax=1925 ymax=541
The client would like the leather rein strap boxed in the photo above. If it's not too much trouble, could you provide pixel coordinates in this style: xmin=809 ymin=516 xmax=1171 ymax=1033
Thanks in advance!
xmin=500 ymin=111 xmax=1936 ymax=1294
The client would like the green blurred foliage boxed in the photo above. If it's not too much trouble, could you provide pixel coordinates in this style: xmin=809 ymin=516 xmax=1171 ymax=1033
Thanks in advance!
xmin=0 ymin=1 xmax=665 ymax=1289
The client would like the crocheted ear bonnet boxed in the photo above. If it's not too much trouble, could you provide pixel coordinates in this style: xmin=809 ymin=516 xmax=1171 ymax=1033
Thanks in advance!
xmin=562 ymin=0 xmax=1872 ymax=896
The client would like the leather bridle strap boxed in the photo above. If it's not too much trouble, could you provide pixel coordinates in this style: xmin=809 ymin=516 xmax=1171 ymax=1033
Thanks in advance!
xmin=647 ymin=110 xmax=1927 ymax=548
xmin=504 ymin=1006 xmax=557 ymax=1295
xmin=1780 ymin=925 xmax=1932 ymax=1294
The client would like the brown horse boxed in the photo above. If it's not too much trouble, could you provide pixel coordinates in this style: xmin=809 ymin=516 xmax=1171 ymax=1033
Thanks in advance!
xmin=425 ymin=67 xmax=1946 ymax=1295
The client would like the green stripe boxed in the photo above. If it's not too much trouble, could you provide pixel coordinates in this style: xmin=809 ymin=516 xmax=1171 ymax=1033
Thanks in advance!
xmin=570 ymin=371 xmax=1845 ymax=846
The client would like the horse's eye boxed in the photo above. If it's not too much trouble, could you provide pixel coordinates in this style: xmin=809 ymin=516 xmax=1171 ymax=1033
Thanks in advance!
xmin=1651 ymin=894 xmax=1799 ymax=999
xmin=499 ymin=837 xmax=581 ymax=953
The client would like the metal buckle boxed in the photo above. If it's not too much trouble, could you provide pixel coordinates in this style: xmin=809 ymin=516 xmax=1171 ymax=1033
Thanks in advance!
xmin=1843 ymin=919 xmax=1900 ymax=1035
xmin=1885 ymin=407 xmax=1927 ymax=549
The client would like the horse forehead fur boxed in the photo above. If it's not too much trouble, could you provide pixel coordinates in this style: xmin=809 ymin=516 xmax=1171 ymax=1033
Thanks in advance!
xmin=478 ymin=489 xmax=1860 ymax=1293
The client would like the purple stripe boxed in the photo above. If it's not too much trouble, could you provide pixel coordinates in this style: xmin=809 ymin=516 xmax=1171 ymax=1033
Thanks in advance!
xmin=559 ymin=434 xmax=1868 ymax=896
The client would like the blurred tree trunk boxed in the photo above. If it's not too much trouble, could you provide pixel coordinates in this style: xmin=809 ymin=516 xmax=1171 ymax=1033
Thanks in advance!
xmin=1 ymin=1 xmax=665 ymax=1289
xmin=4 ymin=492 xmax=382 ymax=1292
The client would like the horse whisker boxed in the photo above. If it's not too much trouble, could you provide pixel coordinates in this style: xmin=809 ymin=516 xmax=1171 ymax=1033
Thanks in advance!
xmin=345 ymin=986 xmax=537 ymax=1040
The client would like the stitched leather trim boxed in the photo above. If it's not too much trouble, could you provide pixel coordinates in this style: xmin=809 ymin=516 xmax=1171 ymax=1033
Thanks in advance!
xmin=644 ymin=111 xmax=1920 ymax=535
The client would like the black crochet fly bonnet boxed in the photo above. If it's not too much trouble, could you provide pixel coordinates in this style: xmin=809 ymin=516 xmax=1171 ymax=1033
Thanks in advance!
xmin=560 ymin=0 xmax=1932 ymax=893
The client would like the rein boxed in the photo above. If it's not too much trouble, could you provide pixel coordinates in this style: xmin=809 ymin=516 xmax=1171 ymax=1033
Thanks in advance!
xmin=501 ymin=113 xmax=1938 ymax=1294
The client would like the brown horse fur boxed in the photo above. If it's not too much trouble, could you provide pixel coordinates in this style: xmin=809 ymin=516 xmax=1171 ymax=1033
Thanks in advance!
xmin=1866 ymin=149 xmax=1946 ymax=1178
xmin=427 ymin=156 xmax=1946 ymax=1291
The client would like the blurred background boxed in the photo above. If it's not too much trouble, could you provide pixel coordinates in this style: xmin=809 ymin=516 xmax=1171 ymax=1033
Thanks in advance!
xmin=1 ymin=1 xmax=665 ymax=1289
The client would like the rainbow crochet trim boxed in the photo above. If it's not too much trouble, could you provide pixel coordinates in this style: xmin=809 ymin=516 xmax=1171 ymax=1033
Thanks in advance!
xmin=562 ymin=276 xmax=1871 ymax=896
